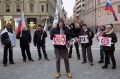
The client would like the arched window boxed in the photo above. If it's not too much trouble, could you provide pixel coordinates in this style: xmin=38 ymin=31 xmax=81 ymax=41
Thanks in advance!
xmin=30 ymin=3 xmax=34 ymax=12
xmin=16 ymin=0 xmax=21 ymax=12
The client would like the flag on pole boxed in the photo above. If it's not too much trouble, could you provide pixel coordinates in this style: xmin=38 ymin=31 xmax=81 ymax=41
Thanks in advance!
xmin=16 ymin=12 xmax=27 ymax=34
xmin=105 ymin=0 xmax=118 ymax=21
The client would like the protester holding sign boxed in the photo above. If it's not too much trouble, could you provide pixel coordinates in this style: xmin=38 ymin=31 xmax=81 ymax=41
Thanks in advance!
xmin=0 ymin=23 xmax=15 ymax=66
xmin=78 ymin=24 xmax=94 ymax=66
xmin=96 ymin=25 xmax=106 ymax=63
xmin=50 ymin=19 xmax=72 ymax=78
xmin=102 ymin=24 xmax=117 ymax=69
xmin=68 ymin=23 xmax=80 ymax=60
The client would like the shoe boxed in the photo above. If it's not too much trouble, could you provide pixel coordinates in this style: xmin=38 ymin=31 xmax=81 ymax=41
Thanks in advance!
xmin=29 ymin=59 xmax=34 ymax=62
xmin=3 ymin=64 xmax=8 ymax=67
xmin=10 ymin=62 xmax=15 ymax=64
xmin=102 ymin=65 xmax=108 ymax=69
xmin=81 ymin=61 xmax=87 ymax=64
xmin=68 ymin=56 xmax=72 ymax=59
xmin=112 ymin=66 xmax=116 ymax=69
xmin=98 ymin=60 xmax=104 ymax=63
xmin=78 ymin=57 xmax=80 ymax=60
xmin=66 ymin=72 xmax=72 ymax=78
xmin=45 ymin=58 xmax=49 ymax=61
xmin=55 ymin=73 xmax=61 ymax=78
xmin=90 ymin=62 xmax=93 ymax=66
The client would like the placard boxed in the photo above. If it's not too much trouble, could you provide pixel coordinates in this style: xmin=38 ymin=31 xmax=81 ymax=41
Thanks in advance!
xmin=53 ymin=35 xmax=66 ymax=45
xmin=78 ymin=35 xmax=89 ymax=43
xmin=99 ymin=37 xmax=112 ymax=46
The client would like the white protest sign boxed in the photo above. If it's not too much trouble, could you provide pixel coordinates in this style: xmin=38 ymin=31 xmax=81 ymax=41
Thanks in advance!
xmin=78 ymin=35 xmax=89 ymax=43
xmin=53 ymin=35 xmax=66 ymax=45
xmin=99 ymin=37 xmax=112 ymax=46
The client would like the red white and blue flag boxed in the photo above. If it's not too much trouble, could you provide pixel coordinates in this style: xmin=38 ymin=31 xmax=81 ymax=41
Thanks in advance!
xmin=16 ymin=12 xmax=26 ymax=34
xmin=105 ymin=0 xmax=118 ymax=21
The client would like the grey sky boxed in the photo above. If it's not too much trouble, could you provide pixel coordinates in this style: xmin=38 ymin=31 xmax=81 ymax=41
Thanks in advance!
xmin=63 ymin=0 xmax=75 ymax=18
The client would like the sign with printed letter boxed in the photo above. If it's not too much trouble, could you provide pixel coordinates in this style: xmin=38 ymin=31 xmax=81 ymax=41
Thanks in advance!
xmin=99 ymin=37 xmax=112 ymax=46
xmin=78 ymin=35 xmax=89 ymax=43
xmin=53 ymin=35 xmax=66 ymax=45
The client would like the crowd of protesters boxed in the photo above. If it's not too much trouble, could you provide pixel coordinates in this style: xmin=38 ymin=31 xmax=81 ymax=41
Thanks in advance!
xmin=0 ymin=19 xmax=118 ymax=78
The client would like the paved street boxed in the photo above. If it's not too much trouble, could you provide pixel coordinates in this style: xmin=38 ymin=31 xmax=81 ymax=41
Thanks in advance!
xmin=0 ymin=31 xmax=120 ymax=79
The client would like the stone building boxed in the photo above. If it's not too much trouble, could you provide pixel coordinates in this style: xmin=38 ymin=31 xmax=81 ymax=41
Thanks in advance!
xmin=0 ymin=0 xmax=57 ymax=29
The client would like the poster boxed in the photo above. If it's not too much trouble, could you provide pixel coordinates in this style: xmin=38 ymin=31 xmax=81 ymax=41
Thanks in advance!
xmin=99 ymin=37 xmax=112 ymax=46
xmin=53 ymin=35 xmax=66 ymax=45
xmin=78 ymin=35 xmax=89 ymax=43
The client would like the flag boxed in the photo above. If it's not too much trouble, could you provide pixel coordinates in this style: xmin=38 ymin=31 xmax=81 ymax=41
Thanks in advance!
xmin=43 ymin=19 xmax=48 ymax=31
xmin=16 ymin=12 xmax=27 ymax=34
xmin=105 ymin=0 xmax=118 ymax=21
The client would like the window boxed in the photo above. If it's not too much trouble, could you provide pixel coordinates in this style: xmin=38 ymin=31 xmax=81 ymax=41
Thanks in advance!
xmin=46 ymin=3 xmax=48 ymax=12
xmin=118 ymin=5 xmax=120 ymax=13
xmin=16 ymin=0 xmax=21 ymax=12
xmin=42 ymin=5 xmax=44 ymax=12
xmin=82 ymin=4 xmax=85 ymax=7
xmin=98 ymin=9 xmax=102 ymax=17
xmin=29 ymin=3 xmax=34 ymax=12
xmin=6 ymin=3 xmax=10 ymax=12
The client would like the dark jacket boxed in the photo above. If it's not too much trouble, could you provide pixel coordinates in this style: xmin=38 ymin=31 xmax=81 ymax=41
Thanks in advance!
xmin=50 ymin=26 xmax=70 ymax=49
xmin=102 ymin=32 xmax=117 ymax=52
xmin=16 ymin=30 xmax=31 ymax=48
xmin=1 ymin=28 xmax=12 ymax=47
xmin=33 ymin=30 xmax=47 ymax=47
xmin=78 ymin=29 xmax=94 ymax=47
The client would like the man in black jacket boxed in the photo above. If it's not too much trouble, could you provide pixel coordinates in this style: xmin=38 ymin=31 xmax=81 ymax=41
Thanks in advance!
xmin=68 ymin=23 xmax=80 ymax=60
xmin=33 ymin=24 xmax=49 ymax=61
xmin=1 ymin=23 xmax=15 ymax=66
xmin=16 ymin=27 xmax=34 ymax=62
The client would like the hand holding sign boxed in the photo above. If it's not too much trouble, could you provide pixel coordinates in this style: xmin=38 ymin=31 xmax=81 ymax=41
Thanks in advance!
xmin=53 ymin=35 xmax=66 ymax=45
xmin=99 ymin=37 xmax=112 ymax=46
xmin=78 ymin=35 xmax=89 ymax=43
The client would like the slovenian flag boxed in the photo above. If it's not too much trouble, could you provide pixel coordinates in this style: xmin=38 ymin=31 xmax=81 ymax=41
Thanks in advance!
xmin=16 ymin=12 xmax=26 ymax=34
xmin=105 ymin=0 xmax=118 ymax=21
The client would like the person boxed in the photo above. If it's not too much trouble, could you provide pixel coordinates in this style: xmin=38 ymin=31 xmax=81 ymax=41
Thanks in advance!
xmin=0 ymin=23 xmax=15 ymax=66
xmin=68 ymin=23 xmax=80 ymax=60
xmin=16 ymin=27 xmax=34 ymax=62
xmin=50 ymin=19 xmax=72 ymax=78
xmin=102 ymin=24 xmax=117 ymax=69
xmin=33 ymin=24 xmax=49 ymax=61
xmin=96 ymin=25 xmax=106 ymax=63
xmin=78 ymin=24 xmax=94 ymax=65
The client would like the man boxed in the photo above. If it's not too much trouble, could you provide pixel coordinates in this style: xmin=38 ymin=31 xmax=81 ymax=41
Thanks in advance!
xmin=68 ymin=23 xmax=80 ymax=60
xmin=16 ymin=27 xmax=34 ymax=62
xmin=33 ymin=24 xmax=49 ymax=61
xmin=50 ymin=19 xmax=72 ymax=78
xmin=1 ymin=23 xmax=15 ymax=66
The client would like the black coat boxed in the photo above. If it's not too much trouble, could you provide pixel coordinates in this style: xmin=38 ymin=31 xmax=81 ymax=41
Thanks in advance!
xmin=33 ymin=30 xmax=47 ymax=47
xmin=1 ymin=28 xmax=13 ymax=47
xmin=16 ymin=30 xmax=31 ymax=48
xmin=78 ymin=29 xmax=94 ymax=47
xmin=50 ymin=27 xmax=70 ymax=49
xmin=102 ymin=32 xmax=117 ymax=52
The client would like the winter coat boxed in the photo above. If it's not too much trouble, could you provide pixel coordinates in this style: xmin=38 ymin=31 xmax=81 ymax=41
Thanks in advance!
xmin=102 ymin=32 xmax=117 ymax=52
xmin=50 ymin=27 xmax=70 ymax=49
xmin=16 ymin=30 xmax=31 ymax=48
xmin=78 ymin=29 xmax=94 ymax=47
xmin=33 ymin=29 xmax=47 ymax=47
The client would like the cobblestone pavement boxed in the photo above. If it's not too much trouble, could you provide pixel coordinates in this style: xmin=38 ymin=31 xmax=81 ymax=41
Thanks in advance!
xmin=0 ymin=32 xmax=120 ymax=79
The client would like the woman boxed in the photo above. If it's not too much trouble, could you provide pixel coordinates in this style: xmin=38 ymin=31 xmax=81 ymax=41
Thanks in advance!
xmin=102 ymin=24 xmax=117 ymax=69
xmin=50 ymin=19 xmax=72 ymax=78
xmin=79 ymin=24 xmax=94 ymax=65
xmin=1 ymin=23 xmax=15 ymax=66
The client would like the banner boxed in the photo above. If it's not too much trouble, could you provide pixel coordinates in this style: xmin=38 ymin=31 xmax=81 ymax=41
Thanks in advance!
xmin=53 ymin=35 xmax=66 ymax=45
xmin=78 ymin=35 xmax=89 ymax=43
xmin=99 ymin=37 xmax=112 ymax=46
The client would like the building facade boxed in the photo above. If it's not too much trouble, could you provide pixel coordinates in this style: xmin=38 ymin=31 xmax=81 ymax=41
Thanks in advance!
xmin=0 ymin=0 xmax=57 ymax=29
xmin=84 ymin=0 xmax=120 ymax=32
